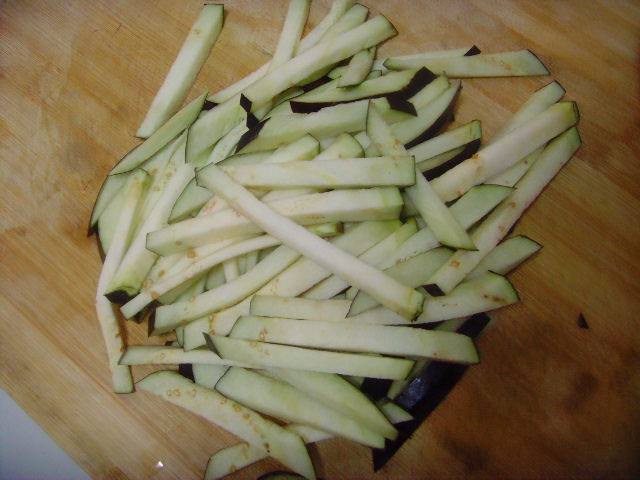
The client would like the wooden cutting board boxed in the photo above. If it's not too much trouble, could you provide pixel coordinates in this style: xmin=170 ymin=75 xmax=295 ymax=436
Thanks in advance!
xmin=1 ymin=1 xmax=639 ymax=478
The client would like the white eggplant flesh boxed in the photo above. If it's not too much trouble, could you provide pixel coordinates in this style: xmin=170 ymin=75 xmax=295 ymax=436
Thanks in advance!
xmin=215 ymin=367 xmax=385 ymax=448
xmin=137 ymin=6 xmax=223 ymax=138
xmin=208 ymin=335 xmax=413 ymax=380
xmin=385 ymin=50 xmax=549 ymax=77
xmin=250 ymin=295 xmax=351 ymax=321
xmin=230 ymin=316 xmax=479 ymax=363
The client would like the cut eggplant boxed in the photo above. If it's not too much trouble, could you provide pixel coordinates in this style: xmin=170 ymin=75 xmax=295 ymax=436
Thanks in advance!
xmin=161 ymin=268 xmax=207 ymax=306
xmin=265 ymin=368 xmax=397 ymax=439
xmin=483 ymin=81 xmax=565 ymax=186
xmin=106 ymin=154 xmax=195 ymax=301
xmin=95 ymin=170 xmax=148 ymax=393
xmin=137 ymin=6 xmax=224 ymax=138
xmin=153 ymin=245 xmax=302 ymax=330
xmin=199 ymin=165 xmax=423 ymax=319
xmin=373 ymin=313 xmax=491 ymax=470
xmin=353 ymin=272 xmax=518 ymax=326
xmin=238 ymin=101 xmax=368 ymax=152
xmin=219 ymin=151 xmax=274 ymax=167
xmin=386 ymin=318 xmax=467 ymax=399
xmin=296 ymin=4 xmax=371 ymax=87
xmin=491 ymin=80 xmax=566 ymax=143
xmin=204 ymin=397 xmax=409 ymax=480
xmin=303 ymin=219 xmax=417 ymax=300
xmin=124 ymin=226 xmax=338 ymax=320
xmin=429 ymin=127 xmax=581 ymax=293
xmin=486 ymin=147 xmax=541 ymax=187
xmin=367 ymin=101 xmax=474 ymax=250
xmin=207 ymin=335 xmax=413 ymax=379
xmin=192 ymin=364 xmax=229 ymax=390
xmin=419 ymin=272 xmax=519 ymax=321
xmin=148 ymin=187 xmax=402 ymax=255
xmin=222 ymin=258 xmax=240 ymax=281
xmin=230 ymin=316 xmax=478 ymax=363
xmin=198 ymin=134 xmax=321 ymax=217
xmin=299 ymin=0 xmax=357 ymax=50
xmin=467 ymin=235 xmax=542 ymax=279
xmin=242 ymin=14 xmax=395 ymax=112
xmin=338 ymin=47 xmax=375 ymax=87
xmin=250 ymin=295 xmax=351 ymax=321
xmin=89 ymin=172 xmax=129 ymax=235
xmin=374 ymin=45 xmax=478 ymax=70
xmin=259 ymin=132 xmax=366 ymax=203
xmin=206 ymin=220 xmax=401 ymax=342
xmin=421 ymin=140 xmax=481 ymax=180
xmin=207 ymin=0 xmax=354 ymax=104
xmin=409 ymin=120 xmax=481 ymax=165
xmin=432 ymin=101 xmax=579 ymax=202
xmin=268 ymin=0 xmax=311 ymax=73
xmin=348 ymin=248 xmax=453 ymax=315
xmin=137 ymin=371 xmax=315 ymax=479
xmin=393 ymin=80 xmax=460 ymax=148
xmin=111 ymin=92 xmax=207 ymax=175
xmin=205 ymin=264 xmax=226 ymax=290
xmin=222 ymin=156 xmax=415 ymax=189
xmin=385 ymin=50 xmax=549 ymax=77
xmin=118 ymin=345 xmax=247 ymax=367
xmin=216 ymin=367 xmax=386 ymax=448
xmin=290 ymin=69 xmax=433 ymax=113
xmin=97 ymin=183 xmax=129 ymax=255
xmin=367 ymin=79 xmax=460 ymax=156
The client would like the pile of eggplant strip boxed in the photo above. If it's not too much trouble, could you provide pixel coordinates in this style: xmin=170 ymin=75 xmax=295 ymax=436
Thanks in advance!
xmin=89 ymin=1 xmax=581 ymax=478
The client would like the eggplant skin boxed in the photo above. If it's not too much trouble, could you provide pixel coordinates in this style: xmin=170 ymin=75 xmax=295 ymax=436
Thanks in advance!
xmin=371 ymin=313 xmax=491 ymax=471
xmin=104 ymin=289 xmax=134 ymax=306
xmin=423 ymin=138 xmax=482 ymax=181
xmin=178 ymin=363 xmax=195 ymax=381
xmin=404 ymin=86 xmax=460 ymax=149
xmin=235 ymin=119 xmax=267 ymax=152
xmin=464 ymin=45 xmax=481 ymax=56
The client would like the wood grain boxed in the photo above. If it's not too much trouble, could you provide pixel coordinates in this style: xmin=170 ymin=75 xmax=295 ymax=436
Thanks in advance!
xmin=1 ymin=1 xmax=639 ymax=478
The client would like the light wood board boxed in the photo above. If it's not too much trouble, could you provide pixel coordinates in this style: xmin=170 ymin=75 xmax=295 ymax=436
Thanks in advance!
xmin=1 ymin=1 xmax=639 ymax=478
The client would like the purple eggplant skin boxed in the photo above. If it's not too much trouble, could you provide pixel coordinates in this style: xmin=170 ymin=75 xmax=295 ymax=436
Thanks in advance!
xmin=386 ymin=96 xmax=417 ymax=116
xmin=389 ymin=67 xmax=436 ymax=101
xmin=372 ymin=313 xmax=491 ymax=472
xmin=246 ymin=112 xmax=260 ymax=129
xmin=423 ymin=283 xmax=446 ymax=297
xmin=178 ymin=363 xmax=195 ymax=381
xmin=96 ymin=235 xmax=106 ymax=262
xmin=104 ymin=289 xmax=134 ymax=306
xmin=422 ymin=138 xmax=482 ymax=181
xmin=464 ymin=45 xmax=481 ymax=56
xmin=300 ymin=75 xmax=334 ymax=93
xmin=403 ymin=86 xmax=461 ymax=149
xmin=235 ymin=119 xmax=267 ymax=152
xmin=202 ymin=100 xmax=218 ymax=111
xmin=239 ymin=93 xmax=252 ymax=113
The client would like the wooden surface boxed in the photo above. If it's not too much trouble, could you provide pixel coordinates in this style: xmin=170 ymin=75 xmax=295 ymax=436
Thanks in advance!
xmin=1 ymin=1 xmax=639 ymax=478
